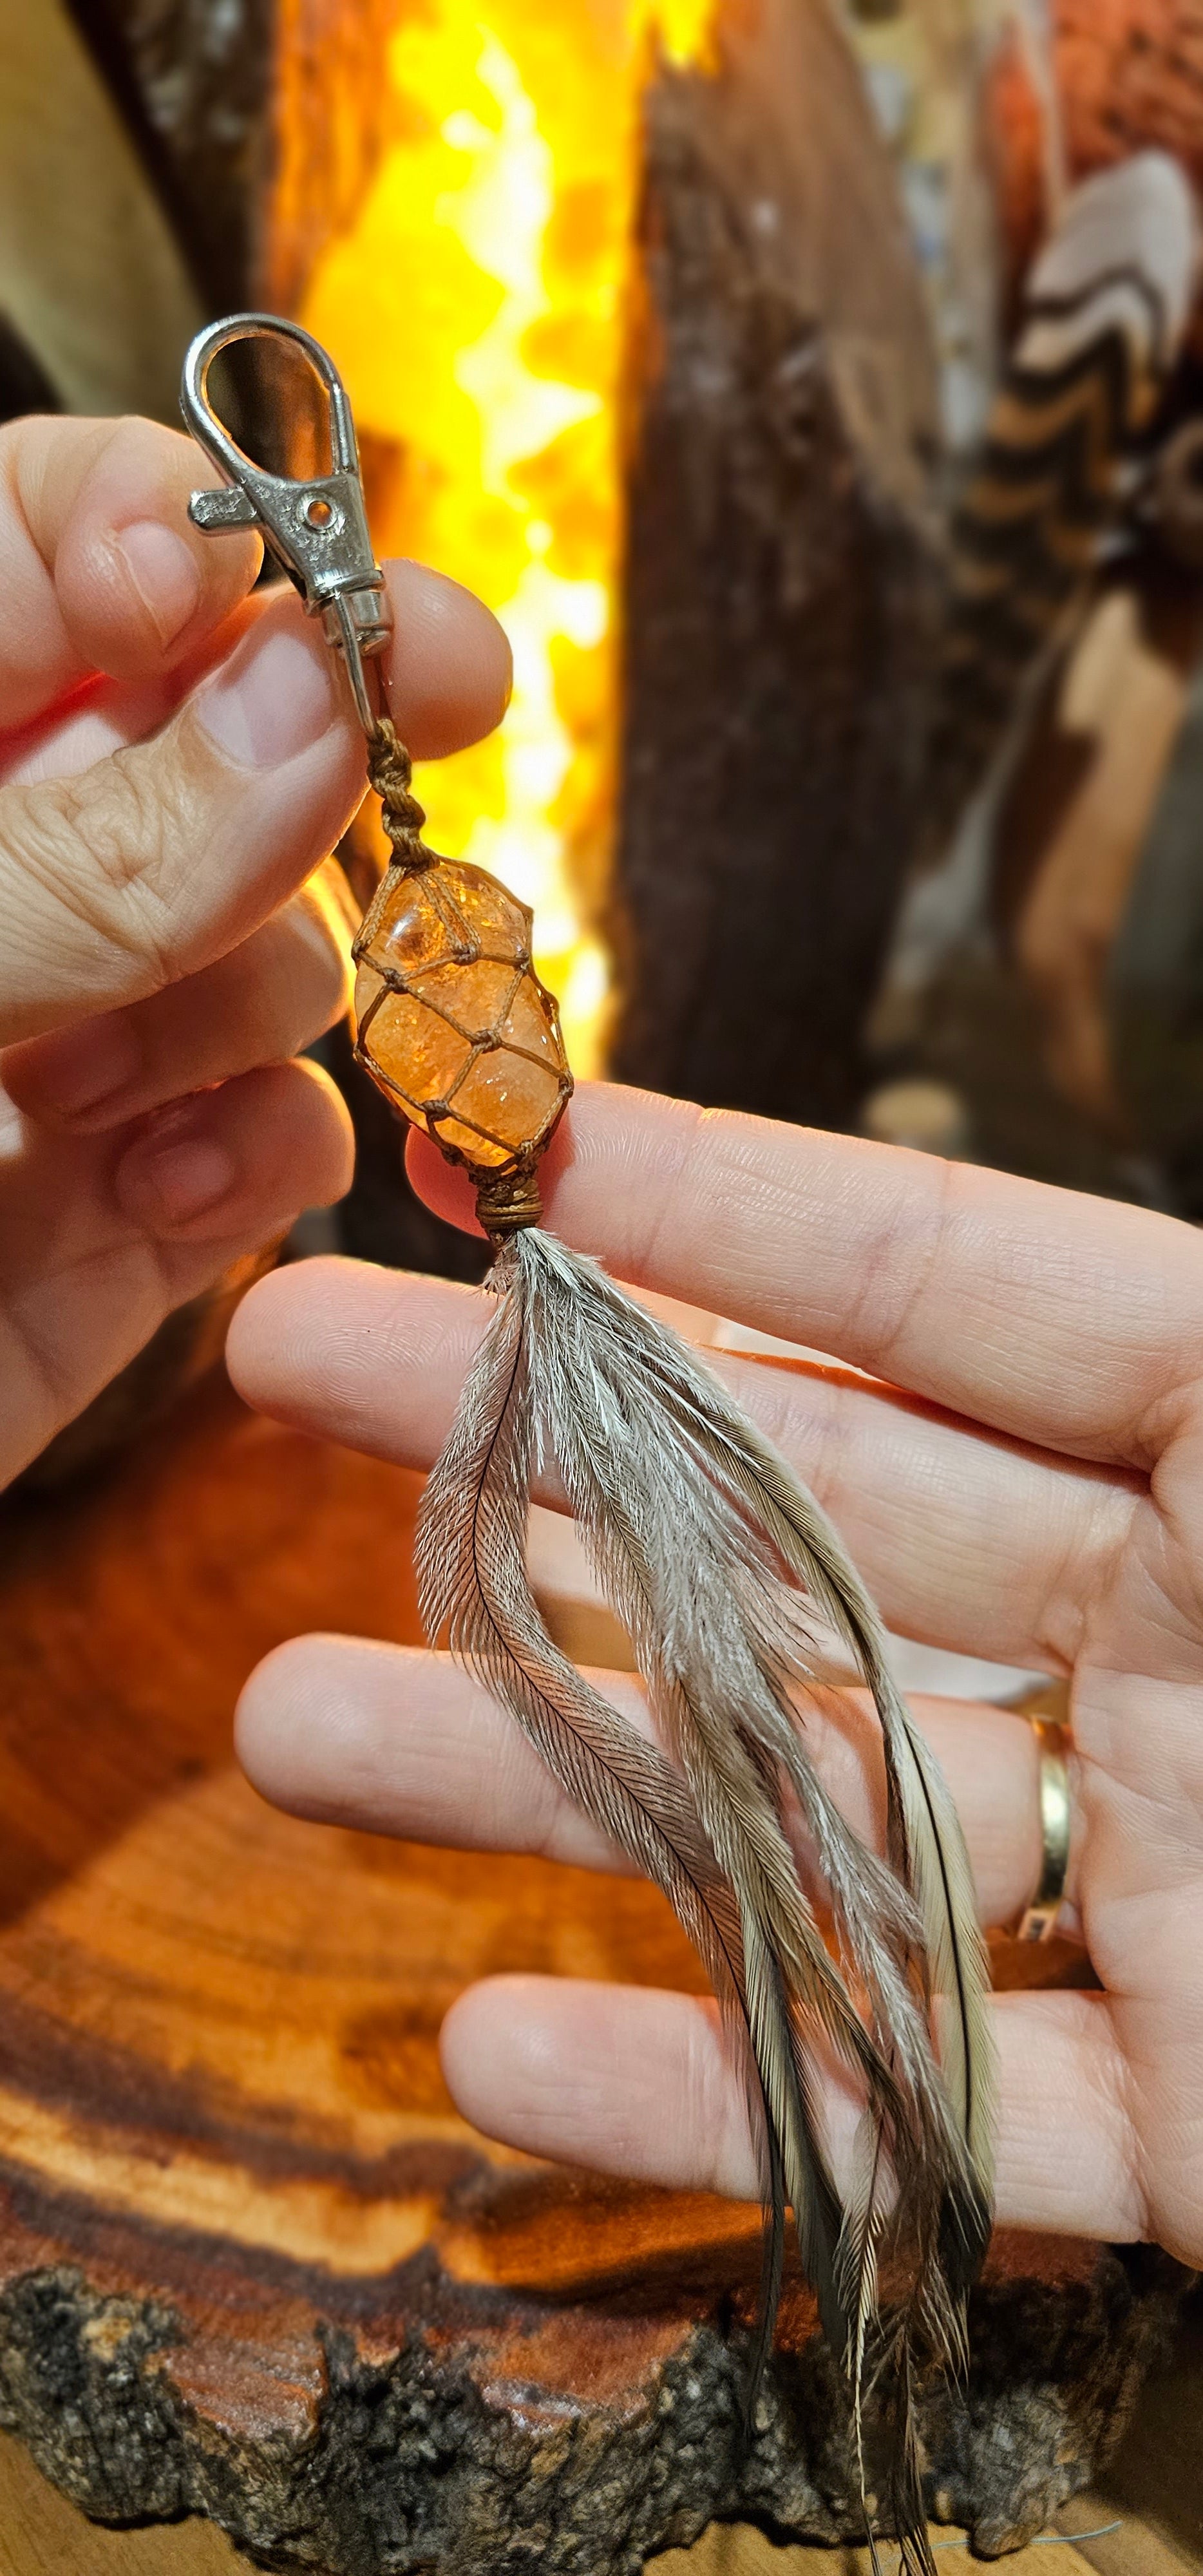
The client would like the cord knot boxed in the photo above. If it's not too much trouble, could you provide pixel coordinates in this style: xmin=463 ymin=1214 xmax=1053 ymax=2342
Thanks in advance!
xmin=475 ymin=1164 xmax=544 ymax=1239
xmin=368 ymin=716 xmax=430 ymax=860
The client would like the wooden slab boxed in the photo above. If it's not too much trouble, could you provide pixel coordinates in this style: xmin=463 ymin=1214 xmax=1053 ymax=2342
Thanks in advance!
xmin=5 ymin=2297 xmax=1203 ymax=2570
xmin=0 ymin=1374 xmax=1183 ymax=2573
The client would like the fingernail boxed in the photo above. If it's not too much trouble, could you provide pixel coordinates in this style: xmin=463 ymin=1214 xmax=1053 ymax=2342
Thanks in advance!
xmin=19 ymin=1010 xmax=141 ymax=1117
xmin=119 ymin=1117 xmax=237 ymax=1226
xmin=117 ymin=521 xmax=202 ymax=650
xmin=196 ymin=623 xmax=337 ymax=770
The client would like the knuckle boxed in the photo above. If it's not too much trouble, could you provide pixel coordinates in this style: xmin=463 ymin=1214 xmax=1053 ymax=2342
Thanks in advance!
xmin=846 ymin=1150 xmax=956 ymax=1373
xmin=2 ymin=744 xmax=194 ymax=989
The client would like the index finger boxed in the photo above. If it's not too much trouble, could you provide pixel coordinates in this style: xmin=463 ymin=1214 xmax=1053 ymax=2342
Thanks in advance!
xmin=0 ymin=413 xmax=262 ymax=738
xmin=408 ymin=1084 xmax=1203 ymax=1466
xmin=0 ymin=558 xmax=511 ymax=1048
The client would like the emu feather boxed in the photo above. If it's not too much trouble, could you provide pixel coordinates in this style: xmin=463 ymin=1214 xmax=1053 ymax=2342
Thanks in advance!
xmin=417 ymin=1228 xmax=996 ymax=2566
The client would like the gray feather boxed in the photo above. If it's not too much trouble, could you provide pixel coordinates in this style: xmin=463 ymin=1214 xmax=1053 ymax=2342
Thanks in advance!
xmin=413 ymin=1259 xmax=842 ymax=2372
xmin=415 ymin=1227 xmax=996 ymax=2559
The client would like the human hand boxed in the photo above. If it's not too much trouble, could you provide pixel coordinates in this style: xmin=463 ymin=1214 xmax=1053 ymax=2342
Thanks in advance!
xmin=228 ymin=1083 xmax=1203 ymax=2267
xmin=0 ymin=413 xmax=509 ymax=1488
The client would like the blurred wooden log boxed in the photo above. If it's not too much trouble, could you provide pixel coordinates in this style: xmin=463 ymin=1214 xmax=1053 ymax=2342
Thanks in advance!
xmin=61 ymin=0 xmax=403 ymax=485
xmin=61 ymin=0 xmax=270 ymax=316
xmin=610 ymin=0 xmax=943 ymax=1130
xmin=62 ymin=0 xmax=404 ymax=321
xmin=0 ymin=1368 xmax=1182 ymax=2573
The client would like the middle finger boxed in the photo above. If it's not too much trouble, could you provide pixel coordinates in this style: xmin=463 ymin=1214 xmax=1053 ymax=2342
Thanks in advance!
xmin=228 ymin=1259 xmax=1139 ymax=1671
xmin=409 ymin=1085 xmax=1203 ymax=1472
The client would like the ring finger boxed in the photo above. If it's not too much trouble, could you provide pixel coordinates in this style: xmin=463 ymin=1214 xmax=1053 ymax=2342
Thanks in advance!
xmin=1 ymin=857 xmax=355 ymax=1128
xmin=236 ymin=1634 xmax=1055 ymax=1933
xmin=438 ymin=1978 xmax=1141 ymax=2241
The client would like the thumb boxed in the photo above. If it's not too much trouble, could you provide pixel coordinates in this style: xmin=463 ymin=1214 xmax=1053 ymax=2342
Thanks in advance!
xmin=0 ymin=591 xmax=363 ymax=1049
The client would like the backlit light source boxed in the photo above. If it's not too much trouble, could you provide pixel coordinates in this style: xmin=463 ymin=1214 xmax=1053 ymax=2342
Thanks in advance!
xmin=301 ymin=1 xmax=715 ymax=1073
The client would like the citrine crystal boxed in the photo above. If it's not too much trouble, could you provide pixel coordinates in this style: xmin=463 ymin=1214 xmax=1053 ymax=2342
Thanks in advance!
xmin=352 ymin=857 xmax=573 ymax=1176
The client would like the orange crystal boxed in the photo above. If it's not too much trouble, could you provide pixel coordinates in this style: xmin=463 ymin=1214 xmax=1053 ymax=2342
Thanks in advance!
xmin=352 ymin=856 xmax=573 ymax=1175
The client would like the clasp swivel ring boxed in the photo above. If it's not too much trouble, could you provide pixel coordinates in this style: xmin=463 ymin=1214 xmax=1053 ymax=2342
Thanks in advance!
xmin=180 ymin=314 xmax=392 ymax=741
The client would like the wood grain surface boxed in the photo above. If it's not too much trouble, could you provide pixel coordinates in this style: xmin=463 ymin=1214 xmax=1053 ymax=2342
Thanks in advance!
xmin=0 ymin=1368 xmax=1184 ymax=2573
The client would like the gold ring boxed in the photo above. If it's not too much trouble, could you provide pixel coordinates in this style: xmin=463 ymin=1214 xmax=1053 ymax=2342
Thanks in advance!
xmin=1016 ymin=1716 xmax=1072 ymax=1943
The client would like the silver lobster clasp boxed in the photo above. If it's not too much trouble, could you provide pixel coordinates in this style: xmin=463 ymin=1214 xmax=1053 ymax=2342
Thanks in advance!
xmin=180 ymin=313 xmax=392 ymax=740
